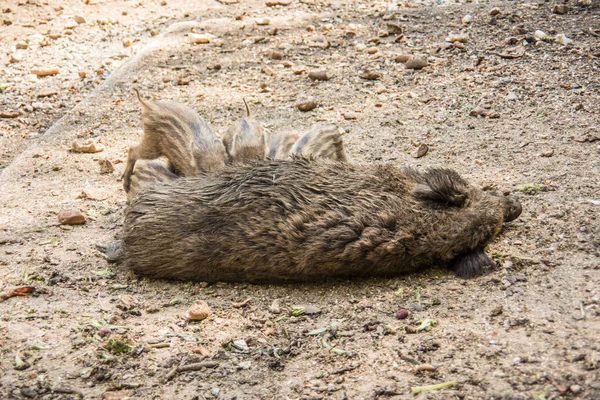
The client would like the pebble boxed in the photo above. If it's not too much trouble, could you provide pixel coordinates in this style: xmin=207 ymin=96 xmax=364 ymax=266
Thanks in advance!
xmin=343 ymin=112 xmax=358 ymax=120
xmin=534 ymin=30 xmax=549 ymax=41
xmin=395 ymin=54 xmax=410 ymax=63
xmin=123 ymin=38 xmax=132 ymax=47
xmin=446 ymin=33 xmax=468 ymax=43
xmin=64 ymin=20 xmax=78 ymax=29
xmin=190 ymin=33 xmax=213 ymax=44
xmin=365 ymin=47 xmax=378 ymax=54
xmin=31 ymin=67 xmax=59 ymax=76
xmin=188 ymin=300 xmax=211 ymax=321
xmin=308 ymin=70 xmax=333 ymax=81
xmin=359 ymin=70 xmax=381 ymax=80
xmin=297 ymin=101 xmax=318 ymax=112
xmin=98 ymin=158 xmax=114 ymax=174
xmin=269 ymin=50 xmax=283 ymax=60
xmin=37 ymin=89 xmax=58 ymax=98
xmin=78 ymin=71 xmax=87 ymax=79
xmin=386 ymin=23 xmax=402 ymax=34
xmin=489 ymin=7 xmax=501 ymax=16
xmin=266 ymin=0 xmax=291 ymax=5
xmin=462 ymin=15 xmax=473 ymax=25
xmin=405 ymin=55 xmax=428 ymax=69
xmin=541 ymin=148 xmax=554 ymax=157
xmin=413 ymin=364 xmax=436 ymax=372
xmin=355 ymin=43 xmax=366 ymax=51
xmin=232 ymin=339 xmax=249 ymax=352
xmin=16 ymin=41 xmax=28 ymax=49
xmin=255 ymin=17 xmax=271 ymax=25
xmin=395 ymin=309 xmax=409 ymax=319
xmin=150 ymin=29 xmax=158 ymax=36
xmin=412 ymin=143 xmax=429 ymax=158
xmin=570 ymin=385 xmax=581 ymax=394
xmin=58 ymin=208 xmax=86 ymax=225
xmin=74 ymin=15 xmax=86 ymax=24
xmin=9 ymin=53 xmax=21 ymax=63
xmin=269 ymin=299 xmax=281 ymax=314
xmin=555 ymin=34 xmax=572 ymax=46
xmin=553 ymin=5 xmax=569 ymax=14
xmin=70 ymin=141 xmax=105 ymax=153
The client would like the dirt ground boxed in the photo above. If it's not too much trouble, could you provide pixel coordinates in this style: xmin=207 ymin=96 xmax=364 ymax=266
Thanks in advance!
xmin=1 ymin=0 xmax=599 ymax=399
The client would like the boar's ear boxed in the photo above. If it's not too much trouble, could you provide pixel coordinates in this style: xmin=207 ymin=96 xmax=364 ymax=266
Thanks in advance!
xmin=412 ymin=168 xmax=469 ymax=207
xmin=450 ymin=248 xmax=495 ymax=278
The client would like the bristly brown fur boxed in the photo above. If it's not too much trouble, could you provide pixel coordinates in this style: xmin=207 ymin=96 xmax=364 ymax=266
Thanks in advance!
xmin=118 ymin=157 xmax=522 ymax=283
xmin=121 ymin=89 xmax=227 ymax=192
xmin=221 ymin=100 xmax=267 ymax=163
xmin=290 ymin=123 xmax=348 ymax=162
xmin=267 ymin=131 xmax=299 ymax=160
xmin=127 ymin=159 xmax=178 ymax=201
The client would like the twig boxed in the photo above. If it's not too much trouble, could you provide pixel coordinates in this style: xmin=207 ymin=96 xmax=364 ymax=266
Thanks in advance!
xmin=411 ymin=381 xmax=457 ymax=393
xmin=52 ymin=386 xmax=84 ymax=397
xmin=330 ymin=363 xmax=361 ymax=375
xmin=161 ymin=361 xmax=220 ymax=383
xmin=589 ymin=28 xmax=600 ymax=38
xmin=493 ymin=51 xmax=525 ymax=59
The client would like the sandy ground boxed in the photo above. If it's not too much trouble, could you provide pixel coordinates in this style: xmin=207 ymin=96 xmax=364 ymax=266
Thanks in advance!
xmin=1 ymin=0 xmax=599 ymax=399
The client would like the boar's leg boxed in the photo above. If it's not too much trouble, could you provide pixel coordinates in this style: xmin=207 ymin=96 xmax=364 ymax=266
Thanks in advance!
xmin=450 ymin=247 xmax=496 ymax=277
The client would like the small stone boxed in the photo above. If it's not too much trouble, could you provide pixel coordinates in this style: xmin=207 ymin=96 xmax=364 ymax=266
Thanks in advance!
xmin=395 ymin=54 xmax=410 ymax=63
xmin=122 ymin=38 xmax=132 ymax=47
xmin=266 ymin=0 xmax=291 ymax=5
xmin=254 ymin=17 xmax=271 ymax=25
xmin=506 ymin=92 xmax=517 ymax=101
xmin=308 ymin=70 xmax=333 ymax=81
xmin=211 ymin=388 xmax=220 ymax=397
xmin=359 ymin=70 xmax=381 ymax=80
xmin=31 ymin=67 xmax=59 ymax=76
xmin=386 ymin=23 xmax=402 ymax=34
xmin=58 ymin=208 xmax=86 ymax=225
xmin=150 ymin=29 xmax=158 ymax=36
xmin=304 ymin=305 xmax=320 ymax=315
xmin=534 ymin=30 xmax=548 ymax=40
xmin=343 ymin=112 xmax=358 ymax=120
xmin=412 ymin=143 xmax=429 ymax=158
xmin=569 ymin=385 xmax=581 ymax=394
xmin=190 ymin=33 xmax=213 ymax=44
xmin=297 ymin=101 xmax=318 ymax=112
xmin=446 ymin=33 xmax=468 ymax=43
xmin=78 ymin=71 xmax=87 ymax=79
xmin=365 ymin=47 xmax=378 ymax=54
xmin=405 ymin=55 xmax=428 ymax=69
xmin=9 ymin=53 xmax=21 ymax=63
xmin=188 ymin=300 xmax=211 ymax=321
xmin=306 ymin=24 xmax=315 ymax=32
xmin=262 ymin=65 xmax=276 ymax=76
xmin=98 ymin=158 xmax=114 ymax=174
xmin=64 ymin=20 xmax=78 ymax=29
xmin=292 ymin=67 xmax=305 ymax=75
xmin=395 ymin=309 xmax=409 ymax=319
xmin=177 ymin=75 xmax=191 ymax=85
xmin=555 ymin=34 xmax=572 ymax=46
xmin=489 ymin=7 xmax=501 ymax=16
xmin=355 ymin=43 xmax=367 ymax=51
xmin=70 ymin=141 xmax=105 ymax=153
xmin=232 ymin=339 xmax=249 ymax=352
xmin=37 ymin=89 xmax=58 ymax=98
xmin=74 ymin=15 xmax=86 ymax=24
xmin=553 ymin=5 xmax=568 ymax=14
xmin=462 ymin=15 xmax=473 ymax=24
xmin=321 ymin=23 xmax=333 ymax=32
xmin=15 ymin=41 xmax=28 ymax=49
xmin=541 ymin=148 xmax=554 ymax=157
xmin=0 ymin=111 xmax=22 ymax=118
xmin=269 ymin=299 xmax=281 ymax=314
xmin=270 ymin=50 xmax=283 ymax=60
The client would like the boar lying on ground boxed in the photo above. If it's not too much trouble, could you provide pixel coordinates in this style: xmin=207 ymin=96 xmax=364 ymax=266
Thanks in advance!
xmin=121 ymin=89 xmax=227 ymax=193
xmin=111 ymin=157 xmax=521 ymax=282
